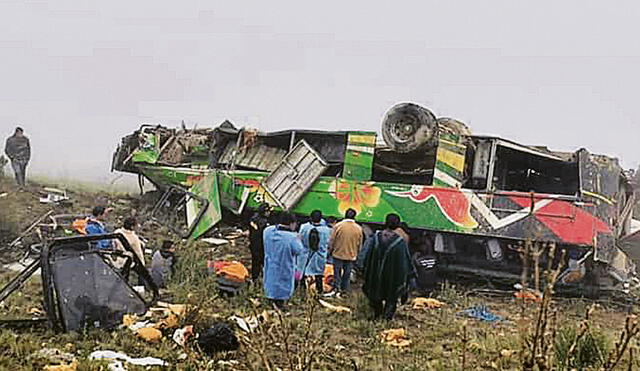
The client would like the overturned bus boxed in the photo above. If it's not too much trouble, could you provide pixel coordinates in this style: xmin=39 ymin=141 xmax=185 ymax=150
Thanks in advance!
xmin=112 ymin=103 xmax=639 ymax=295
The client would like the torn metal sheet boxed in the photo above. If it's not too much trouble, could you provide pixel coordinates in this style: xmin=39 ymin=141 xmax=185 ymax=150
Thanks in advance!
xmin=187 ymin=173 xmax=222 ymax=239
xmin=158 ymin=131 xmax=210 ymax=165
xmin=261 ymin=140 xmax=328 ymax=210
xmin=218 ymin=141 xmax=287 ymax=171
xmin=150 ymin=186 xmax=209 ymax=239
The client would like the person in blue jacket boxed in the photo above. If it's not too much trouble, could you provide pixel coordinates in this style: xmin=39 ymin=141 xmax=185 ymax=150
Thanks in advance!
xmin=85 ymin=206 xmax=113 ymax=250
xmin=263 ymin=212 xmax=303 ymax=310
xmin=297 ymin=210 xmax=332 ymax=294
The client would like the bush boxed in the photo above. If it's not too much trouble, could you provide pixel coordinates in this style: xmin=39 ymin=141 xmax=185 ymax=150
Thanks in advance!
xmin=555 ymin=325 xmax=609 ymax=370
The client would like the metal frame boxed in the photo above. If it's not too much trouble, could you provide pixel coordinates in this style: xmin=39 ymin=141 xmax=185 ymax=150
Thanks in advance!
xmin=0 ymin=233 xmax=158 ymax=332
xmin=150 ymin=185 xmax=210 ymax=239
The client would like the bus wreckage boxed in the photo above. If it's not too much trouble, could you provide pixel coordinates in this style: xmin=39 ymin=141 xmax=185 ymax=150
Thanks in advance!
xmin=112 ymin=103 xmax=640 ymax=295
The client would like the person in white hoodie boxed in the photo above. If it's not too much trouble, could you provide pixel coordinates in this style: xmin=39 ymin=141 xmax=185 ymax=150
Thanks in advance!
xmin=114 ymin=217 xmax=145 ymax=268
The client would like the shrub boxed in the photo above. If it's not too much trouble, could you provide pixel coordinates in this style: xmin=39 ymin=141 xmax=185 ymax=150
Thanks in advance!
xmin=555 ymin=325 xmax=609 ymax=370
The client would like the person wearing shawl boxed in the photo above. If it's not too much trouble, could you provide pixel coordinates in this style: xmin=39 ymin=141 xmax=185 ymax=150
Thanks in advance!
xmin=362 ymin=213 xmax=413 ymax=321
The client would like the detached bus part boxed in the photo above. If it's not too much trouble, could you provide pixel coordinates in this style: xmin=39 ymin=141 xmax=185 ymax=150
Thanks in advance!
xmin=0 ymin=234 xmax=158 ymax=332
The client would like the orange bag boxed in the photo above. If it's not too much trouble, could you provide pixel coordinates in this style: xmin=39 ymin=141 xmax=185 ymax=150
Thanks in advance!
xmin=214 ymin=261 xmax=249 ymax=282
xmin=72 ymin=218 xmax=88 ymax=235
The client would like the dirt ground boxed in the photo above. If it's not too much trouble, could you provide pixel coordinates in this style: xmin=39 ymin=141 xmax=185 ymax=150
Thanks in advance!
xmin=0 ymin=176 xmax=639 ymax=370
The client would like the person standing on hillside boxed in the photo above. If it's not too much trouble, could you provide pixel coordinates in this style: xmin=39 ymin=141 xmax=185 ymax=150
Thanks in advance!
xmin=263 ymin=212 xmax=304 ymax=311
xmin=247 ymin=203 xmax=272 ymax=282
xmin=297 ymin=210 xmax=332 ymax=294
xmin=4 ymin=127 xmax=31 ymax=187
xmin=362 ymin=213 xmax=413 ymax=321
xmin=326 ymin=208 xmax=363 ymax=297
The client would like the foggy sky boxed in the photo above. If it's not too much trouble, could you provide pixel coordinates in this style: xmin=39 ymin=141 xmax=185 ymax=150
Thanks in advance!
xmin=1 ymin=1 xmax=639 ymax=184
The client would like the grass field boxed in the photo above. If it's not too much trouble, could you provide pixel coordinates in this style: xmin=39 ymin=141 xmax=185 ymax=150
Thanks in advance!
xmin=0 ymin=176 xmax=639 ymax=370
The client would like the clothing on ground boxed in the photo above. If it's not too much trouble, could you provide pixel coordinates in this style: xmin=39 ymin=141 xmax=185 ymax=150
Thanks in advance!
xmin=329 ymin=219 xmax=363 ymax=261
xmin=263 ymin=225 xmax=304 ymax=300
xmin=296 ymin=222 xmax=332 ymax=276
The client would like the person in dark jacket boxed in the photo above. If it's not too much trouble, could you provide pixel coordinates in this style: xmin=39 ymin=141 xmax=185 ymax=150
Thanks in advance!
xmin=4 ymin=127 xmax=30 ymax=187
xmin=362 ymin=213 xmax=412 ymax=321
xmin=412 ymin=233 xmax=438 ymax=296
xmin=248 ymin=203 xmax=271 ymax=281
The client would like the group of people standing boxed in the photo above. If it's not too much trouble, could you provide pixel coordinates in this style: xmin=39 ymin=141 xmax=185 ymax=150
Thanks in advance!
xmin=249 ymin=204 xmax=436 ymax=320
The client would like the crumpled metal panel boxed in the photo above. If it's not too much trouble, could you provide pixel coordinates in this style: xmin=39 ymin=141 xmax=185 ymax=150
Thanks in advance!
xmin=218 ymin=142 xmax=287 ymax=171
xmin=261 ymin=140 xmax=328 ymax=210
xmin=51 ymin=249 xmax=147 ymax=331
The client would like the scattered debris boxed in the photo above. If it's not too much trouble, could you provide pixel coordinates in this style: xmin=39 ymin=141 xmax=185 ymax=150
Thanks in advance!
xmin=89 ymin=350 xmax=168 ymax=367
xmin=201 ymin=237 xmax=230 ymax=246
xmin=460 ymin=305 xmax=504 ymax=323
xmin=217 ymin=360 xmax=240 ymax=367
xmin=223 ymin=229 xmax=245 ymax=240
xmin=230 ymin=310 xmax=270 ymax=333
xmin=2 ymin=258 xmax=36 ymax=273
xmin=39 ymin=187 xmax=70 ymax=204
xmin=500 ymin=349 xmax=517 ymax=358
xmin=156 ymin=312 xmax=179 ymax=329
xmin=28 ymin=307 xmax=44 ymax=316
xmin=4 ymin=210 xmax=54 ymax=250
xmin=122 ymin=301 xmax=187 ymax=336
xmin=318 ymin=299 xmax=352 ymax=314
xmin=172 ymin=325 xmax=195 ymax=347
xmin=43 ymin=360 xmax=78 ymax=371
xmin=156 ymin=302 xmax=188 ymax=317
xmin=136 ymin=327 xmax=163 ymax=343
xmin=197 ymin=323 xmax=240 ymax=354
xmin=411 ymin=297 xmax=445 ymax=310
xmin=122 ymin=314 xmax=138 ymax=328
xmin=514 ymin=289 xmax=543 ymax=303
xmin=34 ymin=348 xmax=76 ymax=365
xmin=380 ymin=328 xmax=411 ymax=347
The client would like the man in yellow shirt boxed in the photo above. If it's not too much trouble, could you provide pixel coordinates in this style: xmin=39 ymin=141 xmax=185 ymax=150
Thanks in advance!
xmin=326 ymin=208 xmax=363 ymax=296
